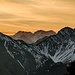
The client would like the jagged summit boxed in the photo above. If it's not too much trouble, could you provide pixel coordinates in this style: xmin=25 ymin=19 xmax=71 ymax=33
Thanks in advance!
xmin=12 ymin=30 xmax=56 ymax=43
xmin=15 ymin=31 xmax=33 ymax=35
xmin=58 ymin=27 xmax=73 ymax=35
xmin=60 ymin=27 xmax=73 ymax=30
xmin=34 ymin=30 xmax=55 ymax=34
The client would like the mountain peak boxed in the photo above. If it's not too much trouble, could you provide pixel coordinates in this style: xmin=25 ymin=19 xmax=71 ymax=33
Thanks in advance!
xmin=57 ymin=27 xmax=74 ymax=36
xmin=15 ymin=31 xmax=33 ymax=35
xmin=34 ymin=30 xmax=55 ymax=34
xmin=62 ymin=27 xmax=73 ymax=29
xmin=12 ymin=30 xmax=56 ymax=43
xmin=59 ymin=27 xmax=73 ymax=33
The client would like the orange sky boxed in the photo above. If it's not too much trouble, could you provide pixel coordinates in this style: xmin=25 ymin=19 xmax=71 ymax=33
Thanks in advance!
xmin=0 ymin=0 xmax=75 ymax=35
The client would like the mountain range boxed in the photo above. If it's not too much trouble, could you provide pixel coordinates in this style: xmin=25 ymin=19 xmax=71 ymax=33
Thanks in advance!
xmin=11 ymin=30 xmax=56 ymax=43
xmin=0 ymin=27 xmax=75 ymax=75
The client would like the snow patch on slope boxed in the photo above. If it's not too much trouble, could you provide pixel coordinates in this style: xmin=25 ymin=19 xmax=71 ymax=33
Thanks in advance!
xmin=49 ymin=40 xmax=75 ymax=63
xmin=4 ymin=41 xmax=14 ymax=58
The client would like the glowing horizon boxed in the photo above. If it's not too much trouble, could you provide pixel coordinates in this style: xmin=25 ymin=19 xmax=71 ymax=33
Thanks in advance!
xmin=0 ymin=0 xmax=75 ymax=35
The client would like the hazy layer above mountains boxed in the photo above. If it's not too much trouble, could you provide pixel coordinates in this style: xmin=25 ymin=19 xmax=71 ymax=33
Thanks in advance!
xmin=12 ymin=30 xmax=56 ymax=43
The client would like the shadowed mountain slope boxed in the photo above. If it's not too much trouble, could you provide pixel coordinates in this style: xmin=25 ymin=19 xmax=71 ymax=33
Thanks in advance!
xmin=0 ymin=27 xmax=75 ymax=75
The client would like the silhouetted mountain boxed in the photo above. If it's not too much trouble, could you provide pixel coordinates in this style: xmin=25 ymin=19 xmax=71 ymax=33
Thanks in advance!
xmin=0 ymin=27 xmax=75 ymax=75
xmin=12 ymin=30 xmax=56 ymax=43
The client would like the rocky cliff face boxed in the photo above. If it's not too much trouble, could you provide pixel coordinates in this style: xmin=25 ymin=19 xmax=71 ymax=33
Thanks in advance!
xmin=0 ymin=27 xmax=75 ymax=75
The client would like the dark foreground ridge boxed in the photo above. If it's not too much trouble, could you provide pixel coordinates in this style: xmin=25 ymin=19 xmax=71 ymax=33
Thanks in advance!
xmin=0 ymin=27 xmax=75 ymax=75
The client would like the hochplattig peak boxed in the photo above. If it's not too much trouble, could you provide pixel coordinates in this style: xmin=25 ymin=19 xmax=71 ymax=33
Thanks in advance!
xmin=12 ymin=30 xmax=56 ymax=43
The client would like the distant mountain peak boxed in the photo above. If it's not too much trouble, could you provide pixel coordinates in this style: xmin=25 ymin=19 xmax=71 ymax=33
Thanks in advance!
xmin=34 ymin=30 xmax=55 ymax=34
xmin=14 ymin=31 xmax=33 ymax=35
xmin=12 ymin=30 xmax=56 ymax=43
